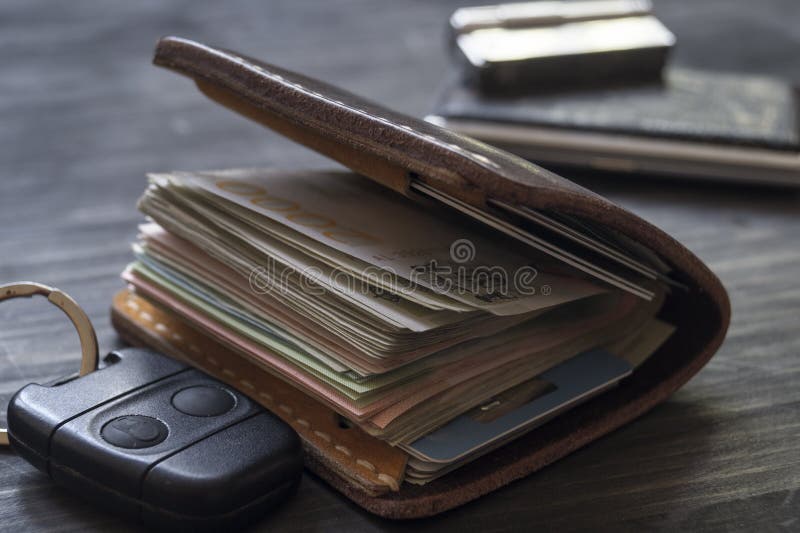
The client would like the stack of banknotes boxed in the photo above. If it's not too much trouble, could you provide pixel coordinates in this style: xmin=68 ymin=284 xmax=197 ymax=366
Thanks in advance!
xmin=123 ymin=168 xmax=675 ymax=484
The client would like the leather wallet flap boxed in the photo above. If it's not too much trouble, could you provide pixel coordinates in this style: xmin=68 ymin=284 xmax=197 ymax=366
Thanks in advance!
xmin=153 ymin=36 xmax=597 ymax=209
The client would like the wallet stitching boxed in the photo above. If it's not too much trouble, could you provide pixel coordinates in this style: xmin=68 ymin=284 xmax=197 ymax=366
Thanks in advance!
xmin=121 ymin=294 xmax=400 ymax=492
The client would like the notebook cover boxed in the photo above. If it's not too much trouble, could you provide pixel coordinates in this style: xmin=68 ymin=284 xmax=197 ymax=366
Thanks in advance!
xmin=431 ymin=68 xmax=800 ymax=151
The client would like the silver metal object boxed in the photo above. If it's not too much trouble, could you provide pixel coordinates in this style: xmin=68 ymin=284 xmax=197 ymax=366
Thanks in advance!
xmin=450 ymin=0 xmax=654 ymax=34
xmin=449 ymin=1 xmax=675 ymax=93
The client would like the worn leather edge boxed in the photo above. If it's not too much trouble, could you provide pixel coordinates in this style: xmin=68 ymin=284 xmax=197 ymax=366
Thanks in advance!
xmin=110 ymin=290 xmax=407 ymax=497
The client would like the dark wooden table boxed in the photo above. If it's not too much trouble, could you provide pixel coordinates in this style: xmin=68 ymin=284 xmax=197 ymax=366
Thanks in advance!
xmin=1 ymin=0 xmax=799 ymax=530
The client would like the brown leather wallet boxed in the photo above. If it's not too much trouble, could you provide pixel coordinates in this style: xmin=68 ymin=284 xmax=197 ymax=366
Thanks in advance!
xmin=111 ymin=36 xmax=730 ymax=519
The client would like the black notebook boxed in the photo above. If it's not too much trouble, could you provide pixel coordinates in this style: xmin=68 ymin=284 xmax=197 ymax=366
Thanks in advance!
xmin=428 ymin=68 xmax=800 ymax=186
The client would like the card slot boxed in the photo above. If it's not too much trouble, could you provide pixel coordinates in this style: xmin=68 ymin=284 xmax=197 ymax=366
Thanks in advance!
xmin=402 ymin=349 xmax=633 ymax=464
xmin=409 ymin=180 xmax=657 ymax=300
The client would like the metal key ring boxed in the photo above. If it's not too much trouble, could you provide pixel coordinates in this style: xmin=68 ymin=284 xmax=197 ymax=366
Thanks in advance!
xmin=0 ymin=282 xmax=99 ymax=446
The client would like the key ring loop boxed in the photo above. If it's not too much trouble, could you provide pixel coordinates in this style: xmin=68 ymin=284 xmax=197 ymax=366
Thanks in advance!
xmin=0 ymin=282 xmax=99 ymax=445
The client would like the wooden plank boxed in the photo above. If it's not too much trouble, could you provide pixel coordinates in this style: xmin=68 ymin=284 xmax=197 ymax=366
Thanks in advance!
xmin=0 ymin=0 xmax=798 ymax=530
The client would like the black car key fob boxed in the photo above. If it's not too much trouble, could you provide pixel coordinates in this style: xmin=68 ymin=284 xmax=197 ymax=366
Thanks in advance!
xmin=6 ymin=347 xmax=303 ymax=531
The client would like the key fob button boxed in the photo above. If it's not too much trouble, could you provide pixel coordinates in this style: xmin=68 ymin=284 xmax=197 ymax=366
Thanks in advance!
xmin=172 ymin=385 xmax=236 ymax=417
xmin=7 ymin=348 xmax=303 ymax=529
xmin=101 ymin=415 xmax=168 ymax=449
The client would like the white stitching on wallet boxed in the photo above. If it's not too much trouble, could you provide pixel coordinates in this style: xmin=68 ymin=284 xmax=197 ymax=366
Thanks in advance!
xmin=355 ymin=459 xmax=377 ymax=473
xmin=258 ymin=391 xmax=273 ymax=403
xmin=377 ymin=474 xmax=400 ymax=491
xmin=334 ymin=444 xmax=352 ymax=457
xmin=313 ymin=430 xmax=332 ymax=443
xmin=130 ymin=296 xmax=398 ymax=490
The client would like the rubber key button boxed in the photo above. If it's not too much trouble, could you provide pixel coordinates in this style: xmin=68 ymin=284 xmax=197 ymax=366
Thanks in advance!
xmin=171 ymin=385 xmax=236 ymax=417
xmin=101 ymin=415 xmax=168 ymax=449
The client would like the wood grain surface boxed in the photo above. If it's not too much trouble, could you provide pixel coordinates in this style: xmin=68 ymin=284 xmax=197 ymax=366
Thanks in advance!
xmin=1 ymin=0 xmax=798 ymax=531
